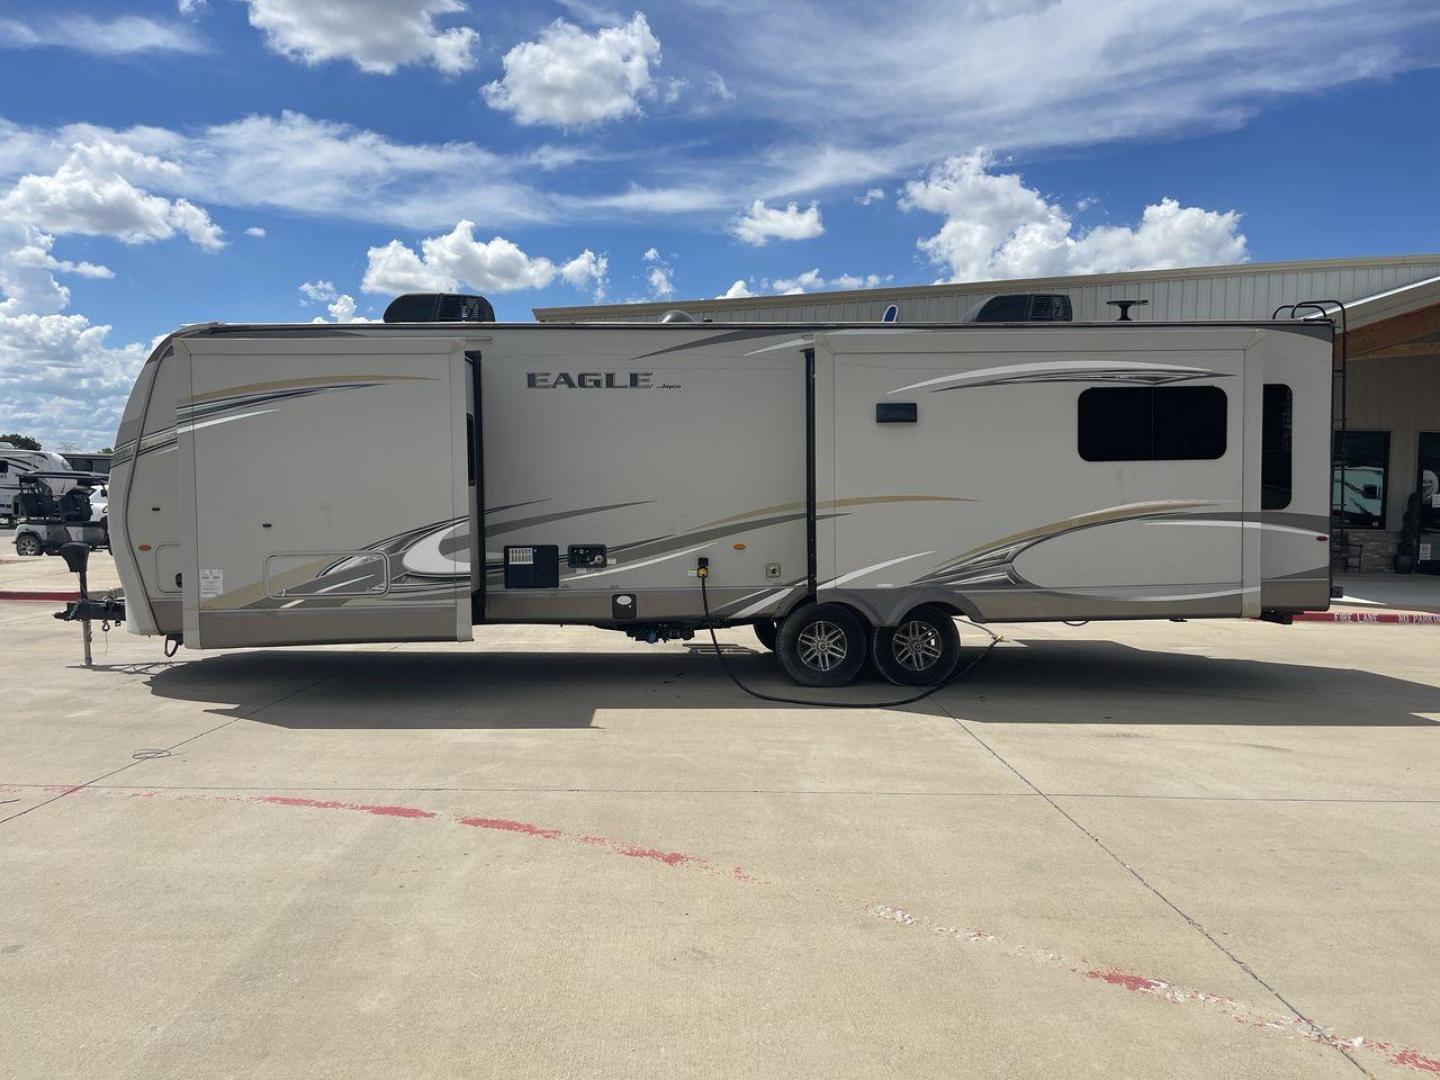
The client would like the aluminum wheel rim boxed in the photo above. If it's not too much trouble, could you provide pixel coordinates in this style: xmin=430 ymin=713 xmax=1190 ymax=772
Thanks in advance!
xmin=797 ymin=620 xmax=849 ymax=672
xmin=17 ymin=536 xmax=41 ymax=556
xmin=892 ymin=620 xmax=943 ymax=672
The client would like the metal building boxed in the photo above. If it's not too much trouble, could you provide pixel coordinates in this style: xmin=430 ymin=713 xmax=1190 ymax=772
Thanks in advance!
xmin=537 ymin=254 xmax=1440 ymax=571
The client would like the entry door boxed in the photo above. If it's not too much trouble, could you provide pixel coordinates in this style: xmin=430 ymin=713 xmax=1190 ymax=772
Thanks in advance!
xmin=177 ymin=336 xmax=474 ymax=648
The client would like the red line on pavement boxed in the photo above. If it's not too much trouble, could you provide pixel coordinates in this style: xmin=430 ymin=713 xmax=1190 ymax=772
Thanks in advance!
xmin=252 ymin=795 xmax=438 ymax=819
xmin=238 ymin=792 xmax=755 ymax=882
xmin=458 ymin=816 xmax=562 ymax=838
xmin=10 ymin=784 xmax=1432 ymax=1074
xmin=1086 ymin=968 xmax=1163 ymax=993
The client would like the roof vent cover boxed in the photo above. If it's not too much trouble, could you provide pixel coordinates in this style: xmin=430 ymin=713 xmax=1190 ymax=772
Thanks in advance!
xmin=968 ymin=293 xmax=1073 ymax=323
xmin=383 ymin=293 xmax=495 ymax=323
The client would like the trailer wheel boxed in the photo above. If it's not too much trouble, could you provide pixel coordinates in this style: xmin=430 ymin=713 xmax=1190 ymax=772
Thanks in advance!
xmin=776 ymin=603 xmax=868 ymax=687
xmin=16 ymin=533 xmax=43 ymax=557
xmin=753 ymin=619 xmax=778 ymax=652
xmin=871 ymin=606 xmax=960 ymax=686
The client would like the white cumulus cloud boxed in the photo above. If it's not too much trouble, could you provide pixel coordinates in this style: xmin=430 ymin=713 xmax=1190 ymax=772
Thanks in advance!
xmin=242 ymin=0 xmax=478 ymax=75
xmin=731 ymin=199 xmax=824 ymax=246
xmin=311 ymin=294 xmax=369 ymax=323
xmin=900 ymin=149 xmax=1246 ymax=281
xmin=0 ymin=136 xmax=231 ymax=448
xmin=642 ymin=246 xmax=673 ymax=299
xmin=483 ymin=13 xmax=661 ymax=127
xmin=647 ymin=265 xmax=673 ymax=299
xmin=716 ymin=279 xmax=754 ymax=299
xmin=0 ymin=227 xmax=108 ymax=316
xmin=298 ymin=279 xmax=337 ymax=303
xmin=361 ymin=221 xmax=608 ymax=299
xmin=768 ymin=268 xmax=887 ymax=295
xmin=559 ymin=249 xmax=609 ymax=300
xmin=244 ymin=226 xmax=266 ymax=238
xmin=0 ymin=309 xmax=148 ymax=448
xmin=0 ymin=141 xmax=224 ymax=251
xmin=857 ymin=187 xmax=886 ymax=206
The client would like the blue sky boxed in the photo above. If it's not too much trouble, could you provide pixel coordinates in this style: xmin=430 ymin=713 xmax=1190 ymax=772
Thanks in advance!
xmin=0 ymin=0 xmax=1437 ymax=447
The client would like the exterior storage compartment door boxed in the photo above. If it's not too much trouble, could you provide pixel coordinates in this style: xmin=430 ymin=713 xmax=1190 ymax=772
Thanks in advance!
xmin=176 ymin=336 xmax=473 ymax=648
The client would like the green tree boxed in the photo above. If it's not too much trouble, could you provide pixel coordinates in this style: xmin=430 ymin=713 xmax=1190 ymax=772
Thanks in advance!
xmin=0 ymin=433 xmax=41 ymax=450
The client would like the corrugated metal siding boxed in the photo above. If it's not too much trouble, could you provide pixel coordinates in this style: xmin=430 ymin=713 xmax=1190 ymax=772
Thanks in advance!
xmin=546 ymin=258 xmax=1440 ymax=325
xmin=1346 ymin=353 xmax=1440 ymax=530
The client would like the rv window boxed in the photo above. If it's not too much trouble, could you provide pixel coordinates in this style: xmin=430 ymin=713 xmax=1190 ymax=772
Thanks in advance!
xmin=1078 ymin=386 xmax=1227 ymax=462
xmin=1262 ymin=384 xmax=1293 ymax=510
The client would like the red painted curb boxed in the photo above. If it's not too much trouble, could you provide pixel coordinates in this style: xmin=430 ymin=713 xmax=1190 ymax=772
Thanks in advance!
xmin=0 ymin=591 xmax=78 ymax=602
xmin=1295 ymin=610 xmax=1440 ymax=625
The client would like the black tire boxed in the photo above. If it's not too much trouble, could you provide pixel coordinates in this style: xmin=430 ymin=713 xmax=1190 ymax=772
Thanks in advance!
xmin=753 ymin=619 xmax=778 ymax=652
xmin=16 ymin=533 xmax=43 ymax=557
xmin=871 ymin=606 xmax=960 ymax=686
xmin=776 ymin=603 xmax=868 ymax=687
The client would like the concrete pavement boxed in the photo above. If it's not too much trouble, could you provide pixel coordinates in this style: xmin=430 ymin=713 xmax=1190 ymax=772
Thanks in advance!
xmin=3 ymin=606 xmax=1439 ymax=1078
xmin=0 ymin=531 xmax=120 ymax=596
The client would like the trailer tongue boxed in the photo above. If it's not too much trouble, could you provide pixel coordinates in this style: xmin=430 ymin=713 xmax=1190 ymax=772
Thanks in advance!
xmin=51 ymin=543 xmax=125 ymax=667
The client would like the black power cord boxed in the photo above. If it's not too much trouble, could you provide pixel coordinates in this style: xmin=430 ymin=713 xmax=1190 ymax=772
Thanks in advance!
xmin=697 ymin=567 xmax=999 ymax=709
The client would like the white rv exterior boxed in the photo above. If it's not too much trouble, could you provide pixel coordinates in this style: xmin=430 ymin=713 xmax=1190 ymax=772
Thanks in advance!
xmin=107 ymin=318 xmax=1333 ymax=685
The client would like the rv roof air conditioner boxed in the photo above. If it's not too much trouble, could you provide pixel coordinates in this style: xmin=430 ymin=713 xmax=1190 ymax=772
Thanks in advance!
xmin=965 ymin=293 xmax=1073 ymax=323
xmin=382 ymin=293 xmax=496 ymax=324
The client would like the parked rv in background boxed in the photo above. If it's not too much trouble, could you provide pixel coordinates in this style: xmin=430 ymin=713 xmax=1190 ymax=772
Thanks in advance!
xmin=101 ymin=293 xmax=1335 ymax=687
xmin=1 ymin=441 xmax=75 ymax=528
xmin=61 ymin=452 xmax=113 ymax=477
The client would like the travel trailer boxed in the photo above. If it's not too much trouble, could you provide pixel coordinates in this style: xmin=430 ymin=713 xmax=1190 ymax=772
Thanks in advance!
xmin=1 ymin=442 xmax=75 ymax=528
xmin=105 ymin=296 xmax=1333 ymax=686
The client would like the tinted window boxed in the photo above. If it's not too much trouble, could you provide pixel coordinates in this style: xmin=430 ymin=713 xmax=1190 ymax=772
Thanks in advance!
xmin=1262 ymin=384 xmax=1292 ymax=510
xmin=1078 ymin=386 xmax=1227 ymax=461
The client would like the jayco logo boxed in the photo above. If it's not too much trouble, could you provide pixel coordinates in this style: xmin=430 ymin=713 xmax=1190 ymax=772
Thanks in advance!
xmin=526 ymin=372 xmax=654 ymax=389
